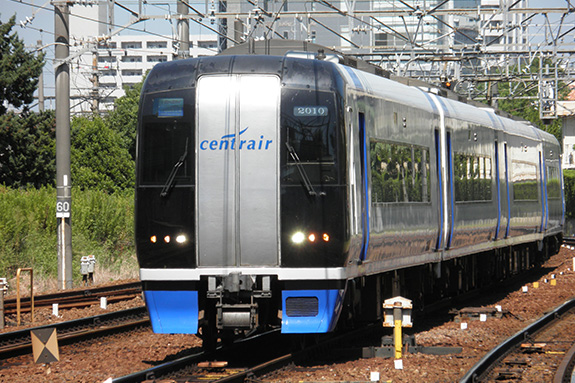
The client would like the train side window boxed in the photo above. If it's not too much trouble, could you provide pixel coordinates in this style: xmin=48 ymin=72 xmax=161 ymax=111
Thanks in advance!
xmin=370 ymin=140 xmax=430 ymax=203
xmin=453 ymin=153 xmax=492 ymax=202
xmin=511 ymin=161 xmax=538 ymax=201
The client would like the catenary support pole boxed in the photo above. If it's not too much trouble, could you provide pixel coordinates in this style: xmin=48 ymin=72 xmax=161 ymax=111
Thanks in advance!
xmin=177 ymin=0 xmax=190 ymax=59
xmin=37 ymin=40 xmax=45 ymax=112
xmin=54 ymin=0 xmax=73 ymax=290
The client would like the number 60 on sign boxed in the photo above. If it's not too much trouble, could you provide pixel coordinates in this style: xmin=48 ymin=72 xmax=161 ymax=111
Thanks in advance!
xmin=56 ymin=198 xmax=71 ymax=218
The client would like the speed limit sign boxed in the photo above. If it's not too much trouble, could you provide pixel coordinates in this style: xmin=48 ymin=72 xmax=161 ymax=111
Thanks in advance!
xmin=56 ymin=197 xmax=71 ymax=218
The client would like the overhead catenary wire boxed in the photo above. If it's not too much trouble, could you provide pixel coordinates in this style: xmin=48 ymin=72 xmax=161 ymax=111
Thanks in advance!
xmin=10 ymin=0 xmax=575 ymax=58
xmin=5 ymin=0 xmax=575 ymax=111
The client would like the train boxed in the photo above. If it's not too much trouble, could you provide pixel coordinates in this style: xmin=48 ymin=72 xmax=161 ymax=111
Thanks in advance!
xmin=135 ymin=41 xmax=564 ymax=346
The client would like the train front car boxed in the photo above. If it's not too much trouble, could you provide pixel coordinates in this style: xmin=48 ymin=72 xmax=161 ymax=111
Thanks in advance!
xmin=136 ymin=55 xmax=348 ymax=344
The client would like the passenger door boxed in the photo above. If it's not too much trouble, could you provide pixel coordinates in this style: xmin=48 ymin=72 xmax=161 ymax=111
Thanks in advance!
xmin=196 ymin=75 xmax=280 ymax=267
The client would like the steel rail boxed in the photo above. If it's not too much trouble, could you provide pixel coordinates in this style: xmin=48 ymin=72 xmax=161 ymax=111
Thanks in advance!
xmin=113 ymin=321 xmax=382 ymax=383
xmin=5 ymin=293 xmax=141 ymax=314
xmin=4 ymin=281 xmax=142 ymax=306
xmin=0 ymin=306 xmax=148 ymax=359
xmin=214 ymin=352 xmax=293 ymax=383
xmin=112 ymin=348 xmax=209 ymax=383
xmin=554 ymin=342 xmax=575 ymax=383
xmin=3 ymin=282 xmax=142 ymax=313
xmin=112 ymin=330 xmax=283 ymax=383
xmin=459 ymin=297 xmax=575 ymax=383
xmin=212 ymin=324 xmax=382 ymax=383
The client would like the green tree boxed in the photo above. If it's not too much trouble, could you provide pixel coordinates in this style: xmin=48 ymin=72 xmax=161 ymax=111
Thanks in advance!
xmin=0 ymin=15 xmax=45 ymax=114
xmin=106 ymin=81 xmax=144 ymax=160
xmin=564 ymin=169 xmax=575 ymax=220
xmin=71 ymin=116 xmax=135 ymax=193
xmin=0 ymin=110 xmax=55 ymax=187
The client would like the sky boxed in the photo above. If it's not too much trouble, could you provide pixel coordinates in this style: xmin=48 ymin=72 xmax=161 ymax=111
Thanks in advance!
xmin=3 ymin=0 xmax=218 ymax=108
xmin=2 ymin=0 xmax=574 ymax=108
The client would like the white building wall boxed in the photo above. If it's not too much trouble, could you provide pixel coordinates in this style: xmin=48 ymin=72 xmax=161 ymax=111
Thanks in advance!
xmin=480 ymin=0 xmax=527 ymax=53
xmin=93 ymin=34 xmax=217 ymax=113
xmin=68 ymin=4 xmax=217 ymax=115
xmin=560 ymin=101 xmax=575 ymax=170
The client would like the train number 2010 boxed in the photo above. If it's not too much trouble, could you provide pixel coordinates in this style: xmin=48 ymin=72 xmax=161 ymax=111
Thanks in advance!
xmin=293 ymin=106 xmax=328 ymax=117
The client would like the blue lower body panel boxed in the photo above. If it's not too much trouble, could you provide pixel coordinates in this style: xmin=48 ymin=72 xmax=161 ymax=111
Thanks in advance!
xmin=144 ymin=290 xmax=199 ymax=334
xmin=281 ymin=289 xmax=344 ymax=333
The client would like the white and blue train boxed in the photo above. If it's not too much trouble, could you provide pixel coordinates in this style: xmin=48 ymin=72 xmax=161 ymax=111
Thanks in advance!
xmin=135 ymin=41 xmax=564 ymax=346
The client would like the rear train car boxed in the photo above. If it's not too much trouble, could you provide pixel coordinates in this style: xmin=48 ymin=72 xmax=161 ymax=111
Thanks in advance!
xmin=135 ymin=51 xmax=563 ymax=344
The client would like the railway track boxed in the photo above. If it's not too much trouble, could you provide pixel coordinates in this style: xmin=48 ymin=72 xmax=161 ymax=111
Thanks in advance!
xmin=3 ymin=249 xmax=574 ymax=382
xmin=110 ymin=253 xmax=575 ymax=383
xmin=460 ymin=297 xmax=575 ymax=382
xmin=3 ymin=281 xmax=142 ymax=314
xmin=113 ymin=324 xmax=382 ymax=383
xmin=0 ymin=307 xmax=149 ymax=359
xmin=113 ymin=330 xmax=284 ymax=383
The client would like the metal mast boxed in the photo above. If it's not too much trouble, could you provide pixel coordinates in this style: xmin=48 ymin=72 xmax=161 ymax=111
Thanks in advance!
xmin=54 ymin=0 xmax=73 ymax=290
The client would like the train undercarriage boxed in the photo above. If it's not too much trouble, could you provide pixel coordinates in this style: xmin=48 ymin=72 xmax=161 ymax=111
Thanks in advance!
xmin=340 ymin=234 xmax=563 ymax=328
xmin=195 ymin=234 xmax=562 ymax=349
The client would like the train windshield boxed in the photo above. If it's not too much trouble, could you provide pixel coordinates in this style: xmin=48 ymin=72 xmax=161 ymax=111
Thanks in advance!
xmin=281 ymin=89 xmax=340 ymax=185
xmin=139 ymin=93 xmax=193 ymax=186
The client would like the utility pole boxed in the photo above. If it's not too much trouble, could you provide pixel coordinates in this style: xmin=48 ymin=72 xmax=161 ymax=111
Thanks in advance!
xmin=91 ymin=49 xmax=99 ymax=113
xmin=177 ymin=0 xmax=190 ymax=59
xmin=37 ymin=40 xmax=45 ymax=112
xmin=218 ymin=0 xmax=227 ymax=52
xmin=229 ymin=1 xmax=242 ymax=46
xmin=54 ymin=0 xmax=73 ymax=290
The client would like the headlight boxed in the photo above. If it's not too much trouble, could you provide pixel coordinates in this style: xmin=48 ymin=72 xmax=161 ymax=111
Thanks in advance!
xmin=291 ymin=232 xmax=305 ymax=244
xmin=291 ymin=231 xmax=330 ymax=244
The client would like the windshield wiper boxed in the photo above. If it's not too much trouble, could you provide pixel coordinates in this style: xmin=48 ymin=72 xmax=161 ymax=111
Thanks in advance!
xmin=160 ymin=138 xmax=189 ymax=198
xmin=285 ymin=142 xmax=325 ymax=197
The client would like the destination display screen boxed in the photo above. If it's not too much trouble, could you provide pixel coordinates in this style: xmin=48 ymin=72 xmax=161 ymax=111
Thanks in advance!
xmin=153 ymin=98 xmax=184 ymax=117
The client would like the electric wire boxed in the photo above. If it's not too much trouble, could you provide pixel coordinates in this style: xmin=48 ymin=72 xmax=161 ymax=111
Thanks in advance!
xmin=5 ymin=0 xmax=575 ymax=108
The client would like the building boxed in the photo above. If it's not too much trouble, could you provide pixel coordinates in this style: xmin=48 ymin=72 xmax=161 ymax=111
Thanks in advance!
xmin=65 ymin=0 xmax=528 ymax=114
xmin=479 ymin=0 xmax=528 ymax=52
xmin=560 ymin=101 xmax=575 ymax=170
xmin=68 ymin=1 xmax=217 ymax=115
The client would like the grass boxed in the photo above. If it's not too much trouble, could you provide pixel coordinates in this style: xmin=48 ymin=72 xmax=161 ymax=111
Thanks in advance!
xmin=0 ymin=185 xmax=137 ymax=293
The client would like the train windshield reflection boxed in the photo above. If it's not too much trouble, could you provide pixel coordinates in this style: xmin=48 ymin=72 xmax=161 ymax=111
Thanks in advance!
xmin=282 ymin=89 xmax=339 ymax=185
xmin=140 ymin=120 xmax=193 ymax=185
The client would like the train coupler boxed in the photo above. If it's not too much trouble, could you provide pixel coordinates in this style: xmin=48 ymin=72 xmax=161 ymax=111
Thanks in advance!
xmin=216 ymin=303 xmax=258 ymax=330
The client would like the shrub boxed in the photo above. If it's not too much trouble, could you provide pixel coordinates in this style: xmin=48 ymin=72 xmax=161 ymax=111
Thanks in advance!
xmin=0 ymin=186 xmax=135 ymax=284
xmin=564 ymin=169 xmax=575 ymax=220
